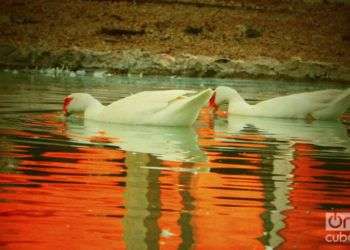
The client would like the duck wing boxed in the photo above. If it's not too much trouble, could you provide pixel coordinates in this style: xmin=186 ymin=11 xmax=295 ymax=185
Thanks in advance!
xmin=107 ymin=89 xmax=197 ymax=115
xmin=300 ymin=89 xmax=343 ymax=104
xmin=255 ymin=89 xmax=344 ymax=118
xmin=312 ymin=88 xmax=350 ymax=119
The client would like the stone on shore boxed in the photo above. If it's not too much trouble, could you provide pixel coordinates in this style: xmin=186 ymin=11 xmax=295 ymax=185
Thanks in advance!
xmin=0 ymin=45 xmax=348 ymax=83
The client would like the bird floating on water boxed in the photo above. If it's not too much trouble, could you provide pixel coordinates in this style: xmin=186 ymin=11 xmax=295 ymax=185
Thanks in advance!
xmin=63 ymin=88 xmax=213 ymax=126
xmin=209 ymin=86 xmax=350 ymax=120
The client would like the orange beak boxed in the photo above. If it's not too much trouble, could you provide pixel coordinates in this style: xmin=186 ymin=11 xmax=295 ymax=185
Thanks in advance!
xmin=63 ymin=96 xmax=73 ymax=116
xmin=208 ymin=92 xmax=218 ymax=111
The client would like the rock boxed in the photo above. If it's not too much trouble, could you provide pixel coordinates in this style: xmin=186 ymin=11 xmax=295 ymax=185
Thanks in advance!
xmin=276 ymin=58 xmax=331 ymax=80
xmin=122 ymin=50 xmax=153 ymax=73
xmin=80 ymin=50 xmax=115 ymax=68
xmin=205 ymin=58 xmax=234 ymax=77
xmin=173 ymin=54 xmax=212 ymax=77
xmin=0 ymin=44 xmax=348 ymax=83
xmin=238 ymin=60 xmax=276 ymax=77
xmin=154 ymin=53 xmax=175 ymax=68
xmin=328 ymin=66 xmax=350 ymax=82
xmin=112 ymin=49 xmax=175 ymax=75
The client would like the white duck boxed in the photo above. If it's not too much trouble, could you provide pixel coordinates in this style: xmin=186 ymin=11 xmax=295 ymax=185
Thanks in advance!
xmin=209 ymin=86 xmax=350 ymax=120
xmin=63 ymin=88 xmax=213 ymax=126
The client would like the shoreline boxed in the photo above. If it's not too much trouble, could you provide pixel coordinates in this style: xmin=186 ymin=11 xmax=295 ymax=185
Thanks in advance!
xmin=0 ymin=46 xmax=349 ymax=83
xmin=1 ymin=1 xmax=349 ymax=83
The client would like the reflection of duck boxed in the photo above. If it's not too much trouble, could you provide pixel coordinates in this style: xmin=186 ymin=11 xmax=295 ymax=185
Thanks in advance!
xmin=218 ymin=115 xmax=349 ymax=149
xmin=215 ymin=115 xmax=350 ymax=248
xmin=209 ymin=86 xmax=350 ymax=120
xmin=67 ymin=120 xmax=207 ymax=162
xmin=63 ymin=89 xmax=213 ymax=126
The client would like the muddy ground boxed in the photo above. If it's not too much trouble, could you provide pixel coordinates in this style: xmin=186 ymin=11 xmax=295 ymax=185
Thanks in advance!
xmin=0 ymin=0 xmax=349 ymax=81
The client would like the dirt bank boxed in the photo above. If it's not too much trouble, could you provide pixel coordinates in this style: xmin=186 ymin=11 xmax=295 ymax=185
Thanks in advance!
xmin=0 ymin=0 xmax=349 ymax=82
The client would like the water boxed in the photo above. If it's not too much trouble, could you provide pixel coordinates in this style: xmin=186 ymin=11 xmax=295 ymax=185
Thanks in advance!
xmin=0 ymin=71 xmax=349 ymax=249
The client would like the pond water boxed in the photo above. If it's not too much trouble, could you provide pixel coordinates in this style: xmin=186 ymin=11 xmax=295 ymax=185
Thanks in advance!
xmin=0 ymin=71 xmax=349 ymax=250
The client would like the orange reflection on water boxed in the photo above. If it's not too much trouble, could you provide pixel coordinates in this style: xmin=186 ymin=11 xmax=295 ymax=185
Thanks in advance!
xmin=158 ymin=162 xmax=184 ymax=250
xmin=280 ymin=142 xmax=350 ymax=250
xmin=192 ymin=173 xmax=264 ymax=250
xmin=2 ymin=110 xmax=350 ymax=250
xmin=1 ymin=140 xmax=127 ymax=250
xmin=195 ymin=125 xmax=265 ymax=249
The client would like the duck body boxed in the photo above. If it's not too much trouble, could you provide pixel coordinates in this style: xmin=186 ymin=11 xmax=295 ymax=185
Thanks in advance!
xmin=63 ymin=89 xmax=213 ymax=126
xmin=210 ymin=86 xmax=350 ymax=120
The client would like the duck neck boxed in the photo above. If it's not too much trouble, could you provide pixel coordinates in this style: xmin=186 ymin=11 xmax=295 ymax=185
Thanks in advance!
xmin=85 ymin=98 xmax=104 ymax=119
xmin=227 ymin=91 xmax=251 ymax=114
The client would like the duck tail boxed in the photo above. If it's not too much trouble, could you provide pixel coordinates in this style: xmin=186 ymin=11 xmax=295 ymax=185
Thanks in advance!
xmin=332 ymin=88 xmax=350 ymax=110
xmin=319 ymin=88 xmax=350 ymax=119
xmin=178 ymin=88 xmax=213 ymax=125
xmin=166 ymin=88 xmax=213 ymax=126
xmin=185 ymin=88 xmax=214 ymax=109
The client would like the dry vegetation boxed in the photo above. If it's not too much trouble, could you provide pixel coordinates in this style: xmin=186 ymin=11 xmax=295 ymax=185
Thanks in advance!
xmin=0 ymin=0 xmax=349 ymax=65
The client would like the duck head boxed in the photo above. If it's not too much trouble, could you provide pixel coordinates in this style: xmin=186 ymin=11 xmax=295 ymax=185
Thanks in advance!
xmin=209 ymin=86 xmax=241 ymax=110
xmin=63 ymin=93 xmax=96 ymax=116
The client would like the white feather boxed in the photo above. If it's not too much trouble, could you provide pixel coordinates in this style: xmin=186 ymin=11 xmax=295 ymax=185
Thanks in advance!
xmin=64 ymin=89 xmax=212 ymax=126
xmin=213 ymin=86 xmax=350 ymax=120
